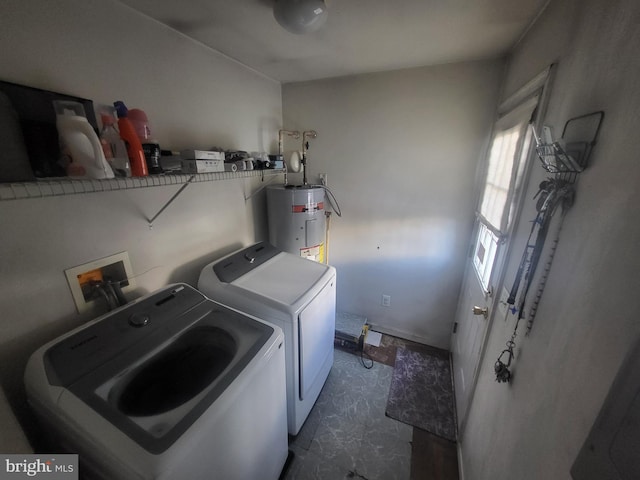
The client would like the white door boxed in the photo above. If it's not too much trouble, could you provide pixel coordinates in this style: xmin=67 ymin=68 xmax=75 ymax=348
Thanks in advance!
xmin=452 ymin=68 xmax=552 ymax=433
xmin=453 ymin=223 xmax=500 ymax=428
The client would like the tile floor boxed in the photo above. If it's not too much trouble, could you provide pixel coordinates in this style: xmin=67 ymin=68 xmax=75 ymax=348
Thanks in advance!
xmin=284 ymin=347 xmax=413 ymax=480
xmin=282 ymin=334 xmax=460 ymax=480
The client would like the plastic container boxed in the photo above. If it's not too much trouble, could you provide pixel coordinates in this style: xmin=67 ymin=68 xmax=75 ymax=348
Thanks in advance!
xmin=53 ymin=101 xmax=114 ymax=179
xmin=129 ymin=108 xmax=163 ymax=174
xmin=113 ymin=101 xmax=148 ymax=177
xmin=100 ymin=108 xmax=131 ymax=177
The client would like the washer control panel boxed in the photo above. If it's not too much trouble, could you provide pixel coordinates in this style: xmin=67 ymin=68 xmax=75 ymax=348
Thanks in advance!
xmin=43 ymin=284 xmax=204 ymax=387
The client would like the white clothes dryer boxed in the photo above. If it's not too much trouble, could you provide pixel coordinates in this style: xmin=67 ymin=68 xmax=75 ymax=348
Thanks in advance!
xmin=198 ymin=242 xmax=336 ymax=435
xmin=25 ymin=284 xmax=288 ymax=480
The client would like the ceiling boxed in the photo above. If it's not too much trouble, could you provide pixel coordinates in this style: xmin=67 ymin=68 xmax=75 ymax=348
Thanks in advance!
xmin=119 ymin=0 xmax=550 ymax=83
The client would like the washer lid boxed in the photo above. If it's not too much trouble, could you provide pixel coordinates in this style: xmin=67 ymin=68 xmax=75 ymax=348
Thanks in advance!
xmin=232 ymin=253 xmax=331 ymax=306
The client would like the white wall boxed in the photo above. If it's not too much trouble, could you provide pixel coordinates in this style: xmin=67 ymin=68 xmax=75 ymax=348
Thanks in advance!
xmin=0 ymin=0 xmax=281 ymax=443
xmin=282 ymin=61 xmax=503 ymax=348
xmin=459 ymin=0 xmax=640 ymax=478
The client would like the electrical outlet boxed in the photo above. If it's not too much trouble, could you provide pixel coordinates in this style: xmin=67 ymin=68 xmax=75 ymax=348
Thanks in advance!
xmin=319 ymin=173 xmax=327 ymax=185
xmin=382 ymin=294 xmax=391 ymax=307
xmin=64 ymin=252 xmax=135 ymax=313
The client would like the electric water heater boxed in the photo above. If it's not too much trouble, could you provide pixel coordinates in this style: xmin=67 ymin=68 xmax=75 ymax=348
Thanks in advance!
xmin=267 ymin=185 xmax=326 ymax=262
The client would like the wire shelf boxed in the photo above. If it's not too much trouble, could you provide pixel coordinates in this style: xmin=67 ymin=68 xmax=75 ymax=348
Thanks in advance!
xmin=0 ymin=169 xmax=284 ymax=202
xmin=536 ymin=142 xmax=583 ymax=174
xmin=534 ymin=111 xmax=604 ymax=176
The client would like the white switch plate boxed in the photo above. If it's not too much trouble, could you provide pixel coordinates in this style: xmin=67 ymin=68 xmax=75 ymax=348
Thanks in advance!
xmin=382 ymin=294 xmax=391 ymax=307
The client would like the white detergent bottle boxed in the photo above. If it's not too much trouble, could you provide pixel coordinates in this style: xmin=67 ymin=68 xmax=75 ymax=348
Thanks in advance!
xmin=54 ymin=100 xmax=114 ymax=179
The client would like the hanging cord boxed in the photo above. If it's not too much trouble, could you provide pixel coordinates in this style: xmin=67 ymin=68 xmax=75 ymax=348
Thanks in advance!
xmin=515 ymin=180 xmax=574 ymax=320
xmin=507 ymin=208 xmax=543 ymax=306
xmin=495 ymin=340 xmax=516 ymax=383
xmin=322 ymin=185 xmax=342 ymax=217
xmin=495 ymin=302 xmax=526 ymax=383
xmin=496 ymin=178 xmax=574 ymax=382
xmin=508 ymin=179 xmax=574 ymax=316
xmin=359 ymin=347 xmax=374 ymax=369
xmin=357 ymin=326 xmax=374 ymax=369
xmin=307 ymin=184 xmax=342 ymax=217
xmin=526 ymin=199 xmax=572 ymax=334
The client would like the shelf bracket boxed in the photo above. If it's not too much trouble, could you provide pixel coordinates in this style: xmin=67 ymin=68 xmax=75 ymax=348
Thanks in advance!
xmin=244 ymin=171 xmax=280 ymax=201
xmin=147 ymin=175 xmax=196 ymax=228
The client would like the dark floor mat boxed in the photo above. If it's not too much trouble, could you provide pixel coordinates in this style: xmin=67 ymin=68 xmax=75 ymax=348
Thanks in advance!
xmin=385 ymin=347 xmax=457 ymax=442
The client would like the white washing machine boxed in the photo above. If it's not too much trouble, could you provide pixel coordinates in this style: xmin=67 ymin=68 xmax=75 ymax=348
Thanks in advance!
xmin=24 ymin=284 xmax=288 ymax=480
xmin=198 ymin=242 xmax=336 ymax=435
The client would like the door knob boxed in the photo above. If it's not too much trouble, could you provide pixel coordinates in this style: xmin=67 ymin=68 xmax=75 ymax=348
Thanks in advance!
xmin=472 ymin=306 xmax=488 ymax=319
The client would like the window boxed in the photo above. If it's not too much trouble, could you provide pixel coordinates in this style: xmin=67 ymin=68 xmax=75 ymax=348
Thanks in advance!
xmin=473 ymin=223 xmax=499 ymax=292
xmin=473 ymin=95 xmax=540 ymax=293
xmin=480 ymin=124 xmax=524 ymax=232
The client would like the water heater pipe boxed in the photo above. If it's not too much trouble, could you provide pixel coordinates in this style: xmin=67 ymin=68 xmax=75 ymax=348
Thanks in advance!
xmin=325 ymin=211 xmax=332 ymax=265
xmin=278 ymin=129 xmax=300 ymax=186
xmin=302 ymin=130 xmax=317 ymax=185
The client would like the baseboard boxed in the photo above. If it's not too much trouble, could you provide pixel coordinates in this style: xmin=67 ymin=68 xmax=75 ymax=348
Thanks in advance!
xmin=367 ymin=324 xmax=448 ymax=350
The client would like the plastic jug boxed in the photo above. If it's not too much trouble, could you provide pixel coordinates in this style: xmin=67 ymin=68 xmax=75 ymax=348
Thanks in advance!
xmin=100 ymin=107 xmax=131 ymax=177
xmin=54 ymin=101 xmax=114 ymax=179
xmin=113 ymin=101 xmax=148 ymax=177
xmin=129 ymin=108 xmax=163 ymax=174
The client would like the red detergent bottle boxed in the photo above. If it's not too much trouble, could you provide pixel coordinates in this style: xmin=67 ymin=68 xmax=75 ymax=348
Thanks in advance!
xmin=129 ymin=108 xmax=163 ymax=174
xmin=113 ymin=101 xmax=148 ymax=177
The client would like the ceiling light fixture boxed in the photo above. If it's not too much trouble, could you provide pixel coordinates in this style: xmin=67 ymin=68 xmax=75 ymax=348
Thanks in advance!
xmin=273 ymin=0 xmax=328 ymax=35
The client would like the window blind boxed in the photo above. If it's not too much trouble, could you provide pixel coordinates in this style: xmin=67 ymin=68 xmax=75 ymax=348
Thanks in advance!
xmin=477 ymin=95 xmax=539 ymax=236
